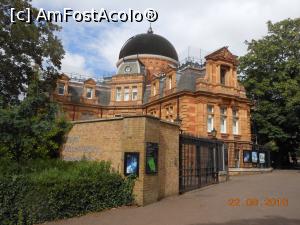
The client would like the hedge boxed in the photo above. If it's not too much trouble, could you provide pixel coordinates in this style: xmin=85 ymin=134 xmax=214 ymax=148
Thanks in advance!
xmin=0 ymin=159 xmax=135 ymax=225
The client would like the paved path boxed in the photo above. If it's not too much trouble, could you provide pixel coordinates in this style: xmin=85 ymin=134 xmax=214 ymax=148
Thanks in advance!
xmin=44 ymin=170 xmax=300 ymax=225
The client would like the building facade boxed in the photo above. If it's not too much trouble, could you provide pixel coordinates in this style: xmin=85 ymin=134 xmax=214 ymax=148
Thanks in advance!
xmin=54 ymin=28 xmax=252 ymax=169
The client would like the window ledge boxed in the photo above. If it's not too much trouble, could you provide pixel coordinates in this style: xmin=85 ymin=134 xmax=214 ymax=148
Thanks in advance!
xmin=234 ymin=134 xmax=241 ymax=140
xmin=221 ymin=133 xmax=229 ymax=138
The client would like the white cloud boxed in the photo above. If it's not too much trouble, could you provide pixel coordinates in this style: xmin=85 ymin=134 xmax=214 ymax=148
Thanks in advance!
xmin=61 ymin=52 xmax=94 ymax=77
xmin=33 ymin=0 xmax=300 ymax=75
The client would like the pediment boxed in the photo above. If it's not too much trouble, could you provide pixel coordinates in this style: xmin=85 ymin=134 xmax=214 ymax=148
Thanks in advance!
xmin=205 ymin=47 xmax=238 ymax=66
xmin=84 ymin=78 xmax=96 ymax=85
xmin=59 ymin=73 xmax=70 ymax=81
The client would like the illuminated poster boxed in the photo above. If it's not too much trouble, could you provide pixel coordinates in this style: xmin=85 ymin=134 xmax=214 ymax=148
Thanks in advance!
xmin=251 ymin=151 xmax=258 ymax=163
xmin=259 ymin=152 xmax=266 ymax=164
xmin=243 ymin=150 xmax=251 ymax=163
xmin=124 ymin=152 xmax=139 ymax=176
xmin=146 ymin=142 xmax=158 ymax=174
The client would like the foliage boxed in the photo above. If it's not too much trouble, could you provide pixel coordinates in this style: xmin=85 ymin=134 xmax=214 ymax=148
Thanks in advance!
xmin=0 ymin=159 xmax=135 ymax=225
xmin=0 ymin=0 xmax=64 ymax=107
xmin=239 ymin=18 xmax=300 ymax=165
xmin=0 ymin=76 xmax=72 ymax=162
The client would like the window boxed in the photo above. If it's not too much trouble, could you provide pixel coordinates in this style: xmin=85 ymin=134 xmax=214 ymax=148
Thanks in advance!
xmin=220 ymin=66 xmax=227 ymax=85
xmin=220 ymin=107 xmax=227 ymax=133
xmin=169 ymin=76 xmax=172 ymax=89
xmin=58 ymin=83 xmax=65 ymax=95
xmin=86 ymin=87 xmax=93 ymax=99
xmin=153 ymin=82 xmax=157 ymax=96
xmin=165 ymin=105 xmax=174 ymax=122
xmin=116 ymin=87 xmax=122 ymax=101
xmin=124 ymin=87 xmax=130 ymax=101
xmin=207 ymin=105 xmax=214 ymax=132
xmin=232 ymin=109 xmax=239 ymax=135
xmin=132 ymin=86 xmax=138 ymax=100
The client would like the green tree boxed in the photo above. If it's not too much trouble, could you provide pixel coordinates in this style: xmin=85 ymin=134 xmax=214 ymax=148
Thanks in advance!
xmin=0 ymin=74 xmax=71 ymax=162
xmin=0 ymin=1 xmax=70 ymax=162
xmin=239 ymin=18 xmax=300 ymax=167
xmin=0 ymin=0 xmax=64 ymax=107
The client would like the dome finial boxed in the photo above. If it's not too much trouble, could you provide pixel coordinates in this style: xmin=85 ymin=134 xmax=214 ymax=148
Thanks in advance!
xmin=147 ymin=23 xmax=153 ymax=34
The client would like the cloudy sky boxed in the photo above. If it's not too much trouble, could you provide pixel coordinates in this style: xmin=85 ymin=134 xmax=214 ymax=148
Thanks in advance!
xmin=32 ymin=0 xmax=300 ymax=78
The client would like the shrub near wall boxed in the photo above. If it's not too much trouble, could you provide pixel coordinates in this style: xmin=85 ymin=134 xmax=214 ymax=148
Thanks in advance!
xmin=0 ymin=160 xmax=135 ymax=225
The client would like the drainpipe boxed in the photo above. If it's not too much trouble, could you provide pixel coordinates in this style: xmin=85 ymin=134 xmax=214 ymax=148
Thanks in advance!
xmin=159 ymin=102 xmax=162 ymax=119
xmin=72 ymin=105 xmax=76 ymax=121
xmin=176 ymin=96 xmax=180 ymax=119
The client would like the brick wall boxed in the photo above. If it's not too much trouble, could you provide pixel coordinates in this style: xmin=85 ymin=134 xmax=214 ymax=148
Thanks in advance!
xmin=61 ymin=116 xmax=180 ymax=206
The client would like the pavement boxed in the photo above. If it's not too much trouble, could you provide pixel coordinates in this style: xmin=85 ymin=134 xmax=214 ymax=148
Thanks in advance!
xmin=43 ymin=170 xmax=300 ymax=225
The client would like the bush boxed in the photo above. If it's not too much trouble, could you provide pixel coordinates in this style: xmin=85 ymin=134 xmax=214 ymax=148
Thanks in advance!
xmin=0 ymin=159 xmax=135 ymax=225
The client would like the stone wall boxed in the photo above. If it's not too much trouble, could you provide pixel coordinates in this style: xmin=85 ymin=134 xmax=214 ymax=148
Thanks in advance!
xmin=61 ymin=115 xmax=180 ymax=206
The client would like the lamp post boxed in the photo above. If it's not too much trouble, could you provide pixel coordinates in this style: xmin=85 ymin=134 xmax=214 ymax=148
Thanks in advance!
xmin=211 ymin=128 xmax=217 ymax=139
xmin=211 ymin=128 xmax=219 ymax=183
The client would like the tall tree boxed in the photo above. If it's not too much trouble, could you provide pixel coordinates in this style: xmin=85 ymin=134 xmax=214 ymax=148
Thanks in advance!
xmin=0 ymin=1 xmax=70 ymax=161
xmin=239 ymin=18 xmax=300 ymax=167
xmin=0 ymin=0 xmax=64 ymax=107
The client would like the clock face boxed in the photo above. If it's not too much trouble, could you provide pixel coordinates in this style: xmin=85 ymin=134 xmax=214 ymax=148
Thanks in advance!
xmin=125 ymin=66 xmax=131 ymax=73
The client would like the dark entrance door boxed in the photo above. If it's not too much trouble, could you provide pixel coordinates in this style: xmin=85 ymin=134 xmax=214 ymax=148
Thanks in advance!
xmin=179 ymin=134 xmax=225 ymax=193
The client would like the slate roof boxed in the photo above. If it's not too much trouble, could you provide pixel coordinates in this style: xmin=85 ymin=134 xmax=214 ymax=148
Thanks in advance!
xmin=66 ymin=63 xmax=205 ymax=105
xmin=143 ymin=85 xmax=151 ymax=103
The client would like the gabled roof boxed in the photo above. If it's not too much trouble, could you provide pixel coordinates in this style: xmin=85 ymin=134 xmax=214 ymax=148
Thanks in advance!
xmin=59 ymin=73 xmax=70 ymax=81
xmin=84 ymin=78 xmax=96 ymax=85
xmin=205 ymin=46 xmax=238 ymax=66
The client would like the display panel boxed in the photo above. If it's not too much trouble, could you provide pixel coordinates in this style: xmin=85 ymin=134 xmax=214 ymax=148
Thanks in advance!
xmin=243 ymin=150 xmax=251 ymax=163
xmin=124 ymin=152 xmax=139 ymax=176
xmin=259 ymin=152 xmax=266 ymax=164
xmin=145 ymin=142 xmax=158 ymax=174
xmin=251 ymin=151 xmax=258 ymax=163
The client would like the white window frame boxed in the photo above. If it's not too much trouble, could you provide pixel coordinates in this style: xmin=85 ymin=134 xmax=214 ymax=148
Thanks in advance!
xmin=207 ymin=105 xmax=214 ymax=132
xmin=169 ymin=76 xmax=172 ymax=89
xmin=124 ymin=87 xmax=130 ymax=101
xmin=153 ymin=83 xmax=157 ymax=96
xmin=132 ymin=86 xmax=138 ymax=101
xmin=116 ymin=87 xmax=122 ymax=101
xmin=58 ymin=83 xmax=65 ymax=95
xmin=220 ymin=107 xmax=227 ymax=134
xmin=232 ymin=109 xmax=239 ymax=135
xmin=86 ymin=87 xmax=93 ymax=99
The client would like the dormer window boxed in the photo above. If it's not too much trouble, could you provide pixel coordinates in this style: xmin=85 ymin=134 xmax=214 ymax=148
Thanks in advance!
xmin=220 ymin=66 xmax=229 ymax=85
xmin=58 ymin=83 xmax=65 ymax=95
xmin=86 ymin=87 xmax=93 ymax=99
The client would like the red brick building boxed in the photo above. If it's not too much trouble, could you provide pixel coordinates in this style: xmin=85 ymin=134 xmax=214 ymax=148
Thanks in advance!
xmin=54 ymin=28 xmax=252 ymax=169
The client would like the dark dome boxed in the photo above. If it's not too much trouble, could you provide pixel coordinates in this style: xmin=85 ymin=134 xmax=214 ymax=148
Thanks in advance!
xmin=119 ymin=30 xmax=178 ymax=61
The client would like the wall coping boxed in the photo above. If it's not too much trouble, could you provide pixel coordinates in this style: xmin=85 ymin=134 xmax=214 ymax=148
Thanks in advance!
xmin=229 ymin=168 xmax=273 ymax=172
xmin=71 ymin=115 xmax=180 ymax=127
